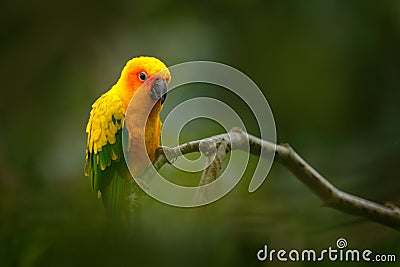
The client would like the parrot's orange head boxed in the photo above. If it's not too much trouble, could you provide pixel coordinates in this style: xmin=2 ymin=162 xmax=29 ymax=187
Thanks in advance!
xmin=119 ymin=56 xmax=171 ymax=106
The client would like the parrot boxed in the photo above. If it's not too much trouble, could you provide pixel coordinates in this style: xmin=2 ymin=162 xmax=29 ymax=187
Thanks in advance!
xmin=84 ymin=56 xmax=170 ymax=220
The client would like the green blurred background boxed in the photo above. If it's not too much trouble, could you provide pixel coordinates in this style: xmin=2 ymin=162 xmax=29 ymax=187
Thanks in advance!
xmin=1 ymin=1 xmax=399 ymax=266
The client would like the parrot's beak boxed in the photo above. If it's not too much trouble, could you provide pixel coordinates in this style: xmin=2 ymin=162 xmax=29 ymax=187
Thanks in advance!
xmin=151 ymin=78 xmax=168 ymax=105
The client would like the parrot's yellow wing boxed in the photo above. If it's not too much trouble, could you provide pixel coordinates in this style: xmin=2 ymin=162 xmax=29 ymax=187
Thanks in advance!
xmin=84 ymin=92 xmax=130 ymax=217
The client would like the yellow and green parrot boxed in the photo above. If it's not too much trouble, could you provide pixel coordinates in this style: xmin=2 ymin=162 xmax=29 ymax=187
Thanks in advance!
xmin=84 ymin=56 xmax=170 ymax=219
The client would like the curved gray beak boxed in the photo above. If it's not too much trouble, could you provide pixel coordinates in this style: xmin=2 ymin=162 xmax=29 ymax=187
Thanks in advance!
xmin=151 ymin=79 xmax=168 ymax=104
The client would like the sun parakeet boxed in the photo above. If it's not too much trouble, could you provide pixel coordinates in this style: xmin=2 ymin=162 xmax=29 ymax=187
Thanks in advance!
xmin=84 ymin=56 xmax=170 ymax=219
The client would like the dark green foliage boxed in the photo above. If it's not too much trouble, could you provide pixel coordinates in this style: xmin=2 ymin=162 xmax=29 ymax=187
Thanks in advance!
xmin=1 ymin=1 xmax=399 ymax=266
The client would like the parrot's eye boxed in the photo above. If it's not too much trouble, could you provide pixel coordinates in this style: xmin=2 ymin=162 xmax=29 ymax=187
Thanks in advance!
xmin=138 ymin=72 xmax=148 ymax=81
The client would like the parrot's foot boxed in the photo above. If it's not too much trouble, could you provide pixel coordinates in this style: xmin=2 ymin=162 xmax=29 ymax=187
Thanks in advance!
xmin=156 ymin=146 xmax=178 ymax=163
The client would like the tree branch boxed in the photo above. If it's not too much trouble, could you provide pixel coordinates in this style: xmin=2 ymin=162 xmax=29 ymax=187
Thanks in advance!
xmin=146 ymin=127 xmax=400 ymax=230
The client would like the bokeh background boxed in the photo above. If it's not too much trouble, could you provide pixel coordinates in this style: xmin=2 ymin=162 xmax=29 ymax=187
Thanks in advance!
xmin=1 ymin=1 xmax=399 ymax=266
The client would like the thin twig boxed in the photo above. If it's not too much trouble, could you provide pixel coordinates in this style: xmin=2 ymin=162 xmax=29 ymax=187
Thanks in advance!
xmin=141 ymin=128 xmax=400 ymax=230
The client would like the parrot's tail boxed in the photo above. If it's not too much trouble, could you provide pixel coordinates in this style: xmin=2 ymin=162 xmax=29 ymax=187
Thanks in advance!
xmin=101 ymin=174 xmax=128 ymax=220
